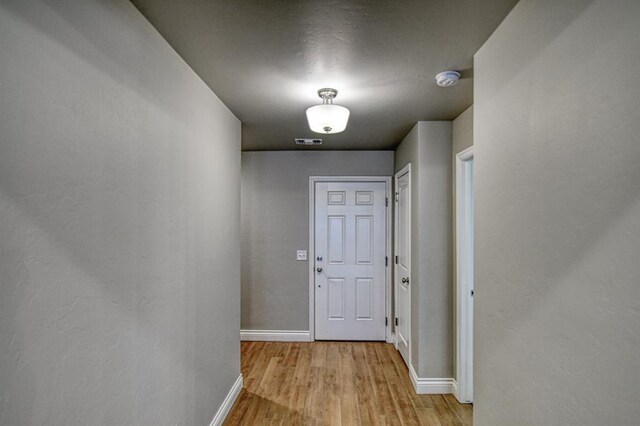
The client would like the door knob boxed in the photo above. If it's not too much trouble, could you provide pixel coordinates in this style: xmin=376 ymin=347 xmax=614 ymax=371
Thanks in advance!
xmin=317 ymin=267 xmax=323 ymax=273
xmin=402 ymin=277 xmax=409 ymax=284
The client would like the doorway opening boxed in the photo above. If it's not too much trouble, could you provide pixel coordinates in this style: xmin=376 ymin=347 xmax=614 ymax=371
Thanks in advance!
xmin=455 ymin=147 xmax=474 ymax=403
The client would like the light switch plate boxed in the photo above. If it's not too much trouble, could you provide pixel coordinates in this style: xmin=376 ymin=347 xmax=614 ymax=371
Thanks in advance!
xmin=296 ymin=250 xmax=307 ymax=261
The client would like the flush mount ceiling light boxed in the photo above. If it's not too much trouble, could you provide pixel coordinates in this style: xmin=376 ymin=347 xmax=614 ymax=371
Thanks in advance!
xmin=435 ymin=70 xmax=461 ymax=87
xmin=306 ymin=88 xmax=350 ymax=134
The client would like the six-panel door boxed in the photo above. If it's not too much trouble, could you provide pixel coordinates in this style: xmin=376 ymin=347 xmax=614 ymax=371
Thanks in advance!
xmin=314 ymin=181 xmax=387 ymax=340
xmin=395 ymin=170 xmax=411 ymax=366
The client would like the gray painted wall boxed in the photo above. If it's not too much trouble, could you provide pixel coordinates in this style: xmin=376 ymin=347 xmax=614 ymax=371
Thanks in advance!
xmin=451 ymin=106 xmax=473 ymax=379
xmin=452 ymin=107 xmax=473 ymax=156
xmin=0 ymin=0 xmax=241 ymax=424
xmin=395 ymin=122 xmax=453 ymax=378
xmin=474 ymin=0 xmax=640 ymax=424
xmin=241 ymin=151 xmax=394 ymax=331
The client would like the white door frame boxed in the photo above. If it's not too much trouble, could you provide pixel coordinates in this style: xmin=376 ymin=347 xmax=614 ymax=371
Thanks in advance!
xmin=308 ymin=176 xmax=393 ymax=343
xmin=455 ymin=146 xmax=474 ymax=403
xmin=393 ymin=163 xmax=411 ymax=366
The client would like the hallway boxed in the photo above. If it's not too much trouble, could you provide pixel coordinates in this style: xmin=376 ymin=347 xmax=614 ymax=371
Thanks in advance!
xmin=224 ymin=342 xmax=472 ymax=425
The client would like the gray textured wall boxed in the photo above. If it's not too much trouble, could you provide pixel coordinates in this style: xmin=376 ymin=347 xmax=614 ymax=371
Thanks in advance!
xmin=451 ymin=106 xmax=473 ymax=379
xmin=395 ymin=122 xmax=453 ymax=378
xmin=474 ymin=0 xmax=640 ymax=424
xmin=0 ymin=0 xmax=241 ymax=424
xmin=241 ymin=151 xmax=394 ymax=331
xmin=452 ymin=107 xmax=473 ymax=156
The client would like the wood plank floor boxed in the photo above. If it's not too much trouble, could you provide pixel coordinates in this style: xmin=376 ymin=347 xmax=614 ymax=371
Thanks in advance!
xmin=224 ymin=341 xmax=472 ymax=425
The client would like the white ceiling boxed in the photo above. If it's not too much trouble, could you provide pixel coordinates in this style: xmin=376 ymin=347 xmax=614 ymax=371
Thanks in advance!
xmin=131 ymin=0 xmax=518 ymax=150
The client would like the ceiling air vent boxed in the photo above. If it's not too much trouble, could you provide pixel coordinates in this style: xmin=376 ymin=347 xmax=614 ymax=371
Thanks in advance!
xmin=295 ymin=138 xmax=323 ymax=146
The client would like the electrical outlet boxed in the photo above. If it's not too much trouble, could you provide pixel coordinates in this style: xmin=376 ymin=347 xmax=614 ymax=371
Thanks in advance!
xmin=296 ymin=250 xmax=307 ymax=261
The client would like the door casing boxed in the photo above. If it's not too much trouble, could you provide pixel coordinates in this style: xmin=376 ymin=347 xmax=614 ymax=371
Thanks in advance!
xmin=309 ymin=176 xmax=392 ymax=343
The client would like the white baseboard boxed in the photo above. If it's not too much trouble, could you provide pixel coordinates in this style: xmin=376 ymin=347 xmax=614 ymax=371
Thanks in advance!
xmin=209 ymin=374 xmax=243 ymax=426
xmin=240 ymin=329 xmax=312 ymax=342
xmin=409 ymin=365 xmax=455 ymax=394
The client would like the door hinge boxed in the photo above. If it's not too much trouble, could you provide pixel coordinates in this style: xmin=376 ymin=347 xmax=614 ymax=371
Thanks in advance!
xmin=385 ymin=317 xmax=388 ymax=327
xmin=385 ymin=197 xmax=389 ymax=207
xmin=395 ymin=192 xmax=399 ymax=202
xmin=395 ymin=317 xmax=399 ymax=326
xmin=395 ymin=255 xmax=398 ymax=264
xmin=385 ymin=256 xmax=388 ymax=267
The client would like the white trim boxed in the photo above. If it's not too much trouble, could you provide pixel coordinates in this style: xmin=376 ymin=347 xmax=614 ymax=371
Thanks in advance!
xmin=208 ymin=374 xmax=243 ymax=426
xmin=457 ymin=145 xmax=474 ymax=161
xmin=308 ymin=176 xmax=393 ymax=342
xmin=308 ymin=177 xmax=315 ymax=341
xmin=455 ymin=146 xmax=474 ymax=404
xmin=384 ymin=177 xmax=393 ymax=344
xmin=409 ymin=365 xmax=455 ymax=394
xmin=240 ymin=330 xmax=312 ymax=342
xmin=393 ymin=164 xmax=411 ymax=368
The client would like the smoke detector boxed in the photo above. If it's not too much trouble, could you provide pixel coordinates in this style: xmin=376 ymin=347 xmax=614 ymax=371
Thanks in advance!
xmin=435 ymin=71 xmax=461 ymax=87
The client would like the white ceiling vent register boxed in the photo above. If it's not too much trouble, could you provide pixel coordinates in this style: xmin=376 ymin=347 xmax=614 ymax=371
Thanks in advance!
xmin=306 ymin=88 xmax=350 ymax=134
xmin=295 ymin=138 xmax=323 ymax=145
xmin=435 ymin=71 xmax=461 ymax=87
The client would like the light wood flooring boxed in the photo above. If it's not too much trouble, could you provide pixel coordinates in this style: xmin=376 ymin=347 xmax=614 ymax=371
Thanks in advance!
xmin=224 ymin=341 xmax=472 ymax=425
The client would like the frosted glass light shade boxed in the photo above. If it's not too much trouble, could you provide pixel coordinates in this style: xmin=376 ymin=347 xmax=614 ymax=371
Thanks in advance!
xmin=306 ymin=104 xmax=350 ymax=134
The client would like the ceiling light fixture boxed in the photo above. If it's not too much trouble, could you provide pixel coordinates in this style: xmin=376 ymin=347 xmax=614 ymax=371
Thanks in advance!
xmin=435 ymin=71 xmax=461 ymax=87
xmin=306 ymin=88 xmax=350 ymax=134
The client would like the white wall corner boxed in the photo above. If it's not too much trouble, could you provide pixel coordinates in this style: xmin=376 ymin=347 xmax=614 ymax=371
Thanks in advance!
xmin=388 ymin=333 xmax=396 ymax=345
xmin=209 ymin=374 xmax=243 ymax=426
xmin=240 ymin=330 xmax=312 ymax=342
xmin=409 ymin=365 xmax=455 ymax=394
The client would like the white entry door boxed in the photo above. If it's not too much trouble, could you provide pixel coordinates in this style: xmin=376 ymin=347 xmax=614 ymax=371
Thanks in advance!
xmin=314 ymin=181 xmax=387 ymax=341
xmin=395 ymin=166 xmax=411 ymax=366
